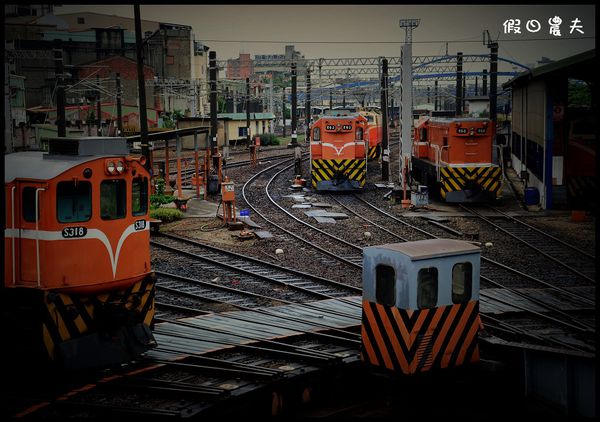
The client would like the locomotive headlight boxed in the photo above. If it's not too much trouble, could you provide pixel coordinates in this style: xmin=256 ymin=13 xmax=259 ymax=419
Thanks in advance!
xmin=116 ymin=160 xmax=125 ymax=173
xmin=107 ymin=161 xmax=116 ymax=174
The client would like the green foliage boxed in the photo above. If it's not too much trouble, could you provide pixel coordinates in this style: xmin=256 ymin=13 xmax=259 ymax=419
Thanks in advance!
xmin=259 ymin=133 xmax=280 ymax=146
xmin=155 ymin=178 xmax=166 ymax=196
xmin=150 ymin=178 xmax=175 ymax=209
xmin=150 ymin=194 xmax=175 ymax=209
xmin=162 ymin=114 xmax=176 ymax=129
xmin=162 ymin=110 xmax=185 ymax=129
xmin=568 ymin=80 xmax=591 ymax=108
xmin=218 ymin=96 xmax=227 ymax=113
xmin=150 ymin=208 xmax=183 ymax=223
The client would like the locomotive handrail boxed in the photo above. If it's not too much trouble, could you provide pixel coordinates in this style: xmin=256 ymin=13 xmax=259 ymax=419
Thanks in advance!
xmin=35 ymin=187 xmax=46 ymax=288
xmin=430 ymin=144 xmax=449 ymax=182
xmin=11 ymin=186 xmax=16 ymax=286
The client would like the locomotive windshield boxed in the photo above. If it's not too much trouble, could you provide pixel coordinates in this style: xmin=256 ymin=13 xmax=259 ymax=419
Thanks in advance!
xmin=101 ymin=179 xmax=126 ymax=220
xmin=132 ymin=177 xmax=149 ymax=216
xmin=57 ymin=181 xmax=92 ymax=223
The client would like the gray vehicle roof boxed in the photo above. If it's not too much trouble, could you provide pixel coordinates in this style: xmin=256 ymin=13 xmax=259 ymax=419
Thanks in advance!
xmin=369 ymin=239 xmax=481 ymax=261
xmin=5 ymin=151 xmax=105 ymax=183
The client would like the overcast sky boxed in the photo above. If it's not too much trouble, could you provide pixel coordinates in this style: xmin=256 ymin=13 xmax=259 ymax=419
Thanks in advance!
xmin=53 ymin=4 xmax=594 ymax=66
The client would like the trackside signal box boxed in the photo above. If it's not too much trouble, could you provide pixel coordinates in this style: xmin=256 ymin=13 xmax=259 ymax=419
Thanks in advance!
xmin=221 ymin=179 xmax=235 ymax=202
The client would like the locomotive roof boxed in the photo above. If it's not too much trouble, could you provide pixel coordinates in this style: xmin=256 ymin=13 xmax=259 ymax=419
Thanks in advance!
xmin=369 ymin=239 xmax=480 ymax=261
xmin=425 ymin=117 xmax=490 ymax=123
xmin=6 ymin=151 xmax=112 ymax=183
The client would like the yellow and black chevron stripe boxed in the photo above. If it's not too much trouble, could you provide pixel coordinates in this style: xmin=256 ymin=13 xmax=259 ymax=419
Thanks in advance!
xmin=368 ymin=145 xmax=381 ymax=160
xmin=42 ymin=276 xmax=155 ymax=361
xmin=567 ymin=176 xmax=597 ymax=199
xmin=439 ymin=166 xmax=502 ymax=199
xmin=311 ymin=159 xmax=366 ymax=189
xmin=361 ymin=300 xmax=480 ymax=374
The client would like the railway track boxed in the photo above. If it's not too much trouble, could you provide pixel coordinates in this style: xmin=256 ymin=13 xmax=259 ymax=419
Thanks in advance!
xmin=238 ymin=161 xmax=595 ymax=354
xmin=240 ymin=156 xmax=364 ymax=272
xmin=459 ymin=204 xmax=596 ymax=284
xmin=151 ymin=232 xmax=361 ymax=305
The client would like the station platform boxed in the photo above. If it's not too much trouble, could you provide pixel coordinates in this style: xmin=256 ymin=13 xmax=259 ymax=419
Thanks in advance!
xmin=170 ymin=189 xmax=220 ymax=218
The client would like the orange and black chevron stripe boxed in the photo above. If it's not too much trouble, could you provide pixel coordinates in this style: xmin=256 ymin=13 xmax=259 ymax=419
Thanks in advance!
xmin=42 ymin=276 xmax=155 ymax=360
xmin=311 ymin=159 xmax=366 ymax=189
xmin=439 ymin=166 xmax=502 ymax=199
xmin=360 ymin=300 xmax=480 ymax=374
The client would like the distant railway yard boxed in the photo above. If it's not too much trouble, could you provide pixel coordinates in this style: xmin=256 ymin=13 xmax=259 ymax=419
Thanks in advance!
xmin=4 ymin=4 xmax=596 ymax=419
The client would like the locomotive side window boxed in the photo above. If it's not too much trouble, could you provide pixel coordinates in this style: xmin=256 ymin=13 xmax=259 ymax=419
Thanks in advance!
xmin=452 ymin=262 xmax=472 ymax=303
xmin=57 ymin=181 xmax=92 ymax=223
xmin=356 ymin=127 xmax=363 ymax=140
xmin=417 ymin=267 xmax=438 ymax=309
xmin=22 ymin=187 xmax=40 ymax=222
xmin=132 ymin=177 xmax=148 ymax=216
xmin=375 ymin=264 xmax=395 ymax=306
xmin=313 ymin=127 xmax=320 ymax=141
xmin=101 ymin=180 xmax=126 ymax=220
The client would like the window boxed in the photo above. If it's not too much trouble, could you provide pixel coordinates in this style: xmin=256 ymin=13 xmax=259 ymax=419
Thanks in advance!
xmin=57 ymin=182 xmax=92 ymax=223
xmin=356 ymin=127 xmax=363 ymax=140
xmin=77 ymin=17 xmax=85 ymax=24
xmin=313 ymin=127 xmax=320 ymax=141
xmin=375 ymin=265 xmax=395 ymax=306
xmin=22 ymin=187 xmax=40 ymax=222
xmin=132 ymin=177 xmax=148 ymax=216
xmin=417 ymin=267 xmax=438 ymax=309
xmin=452 ymin=262 xmax=472 ymax=303
xmin=238 ymin=127 xmax=248 ymax=137
xmin=101 ymin=179 xmax=126 ymax=220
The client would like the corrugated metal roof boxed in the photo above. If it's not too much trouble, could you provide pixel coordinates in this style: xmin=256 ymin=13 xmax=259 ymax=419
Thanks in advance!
xmin=370 ymin=239 xmax=480 ymax=261
xmin=503 ymin=49 xmax=595 ymax=89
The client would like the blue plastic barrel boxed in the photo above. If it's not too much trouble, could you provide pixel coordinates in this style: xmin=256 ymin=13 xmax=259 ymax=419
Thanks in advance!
xmin=524 ymin=187 xmax=540 ymax=206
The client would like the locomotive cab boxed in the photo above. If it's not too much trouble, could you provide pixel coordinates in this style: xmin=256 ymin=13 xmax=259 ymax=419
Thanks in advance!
xmin=361 ymin=239 xmax=481 ymax=374
xmin=4 ymin=137 xmax=156 ymax=370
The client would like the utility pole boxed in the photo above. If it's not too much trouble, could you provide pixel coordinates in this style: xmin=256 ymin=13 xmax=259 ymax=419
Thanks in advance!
xmin=134 ymin=4 xmax=150 ymax=168
xmin=483 ymin=69 xmax=488 ymax=96
xmin=475 ymin=77 xmax=478 ymax=96
xmin=116 ymin=73 xmax=123 ymax=136
xmin=96 ymin=75 xmax=102 ymax=136
xmin=484 ymin=30 xmax=499 ymax=164
xmin=291 ymin=62 xmax=297 ymax=146
xmin=381 ymin=58 xmax=389 ymax=181
xmin=456 ymin=52 xmax=463 ymax=116
xmin=269 ymin=75 xmax=273 ymax=115
xmin=329 ymin=88 xmax=333 ymax=110
xmin=54 ymin=43 xmax=66 ymax=137
xmin=305 ymin=66 xmax=311 ymax=143
xmin=399 ymin=19 xmax=419 ymax=195
xmin=209 ymin=51 xmax=218 ymax=154
xmin=246 ymin=77 xmax=251 ymax=145
xmin=434 ymin=80 xmax=439 ymax=111
xmin=282 ymin=87 xmax=286 ymax=137
xmin=489 ymin=41 xmax=499 ymax=122
xmin=318 ymin=59 xmax=322 ymax=109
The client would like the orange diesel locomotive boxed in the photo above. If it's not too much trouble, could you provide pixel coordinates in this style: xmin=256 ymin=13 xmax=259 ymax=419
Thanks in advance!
xmin=358 ymin=108 xmax=383 ymax=160
xmin=310 ymin=114 xmax=368 ymax=191
xmin=361 ymin=239 xmax=482 ymax=374
xmin=411 ymin=117 xmax=502 ymax=202
xmin=4 ymin=137 xmax=156 ymax=370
